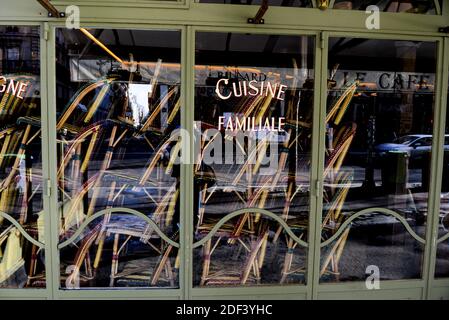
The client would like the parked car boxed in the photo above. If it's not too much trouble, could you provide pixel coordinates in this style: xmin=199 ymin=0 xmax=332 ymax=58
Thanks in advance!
xmin=375 ymin=134 xmax=449 ymax=162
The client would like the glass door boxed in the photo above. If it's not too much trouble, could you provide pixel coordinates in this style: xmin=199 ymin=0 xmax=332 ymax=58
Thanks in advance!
xmin=192 ymin=30 xmax=316 ymax=292
xmin=430 ymin=37 xmax=449 ymax=300
xmin=53 ymin=27 xmax=182 ymax=291
xmin=320 ymin=36 xmax=437 ymax=285
xmin=435 ymin=75 xmax=449 ymax=279
xmin=0 ymin=25 xmax=46 ymax=290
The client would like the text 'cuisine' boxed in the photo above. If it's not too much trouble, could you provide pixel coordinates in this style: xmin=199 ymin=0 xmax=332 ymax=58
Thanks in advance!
xmin=215 ymin=79 xmax=288 ymax=101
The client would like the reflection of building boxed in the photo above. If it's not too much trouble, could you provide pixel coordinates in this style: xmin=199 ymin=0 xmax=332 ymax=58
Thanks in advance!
xmin=129 ymin=83 xmax=151 ymax=126
xmin=0 ymin=26 xmax=39 ymax=75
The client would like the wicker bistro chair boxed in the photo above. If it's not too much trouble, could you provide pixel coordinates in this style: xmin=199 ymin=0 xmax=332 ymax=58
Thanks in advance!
xmin=24 ymin=222 xmax=46 ymax=287
xmin=277 ymin=174 xmax=353 ymax=284
xmin=0 ymin=116 xmax=45 ymax=288
xmin=105 ymin=215 xmax=179 ymax=288
xmin=278 ymin=224 xmax=351 ymax=284
xmin=0 ymin=227 xmax=25 ymax=286
xmin=199 ymin=226 xmax=269 ymax=286
xmin=194 ymin=66 xmax=348 ymax=287
xmin=194 ymin=168 xmax=277 ymax=287
xmin=62 ymin=177 xmax=179 ymax=288
xmin=315 ymin=80 xmax=358 ymax=282
xmin=319 ymin=225 xmax=351 ymax=281
xmin=53 ymin=67 xmax=182 ymax=287
xmin=63 ymin=213 xmax=179 ymax=288
xmin=278 ymin=223 xmax=307 ymax=284
xmin=194 ymin=127 xmax=311 ymax=285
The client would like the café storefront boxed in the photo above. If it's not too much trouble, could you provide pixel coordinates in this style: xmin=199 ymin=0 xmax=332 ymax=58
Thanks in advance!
xmin=0 ymin=0 xmax=448 ymax=300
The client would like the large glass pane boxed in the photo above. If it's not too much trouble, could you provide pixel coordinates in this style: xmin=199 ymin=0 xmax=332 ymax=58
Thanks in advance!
xmin=333 ymin=0 xmax=440 ymax=14
xmin=435 ymin=75 xmax=449 ymax=278
xmin=56 ymin=28 xmax=181 ymax=289
xmin=0 ymin=26 xmax=45 ymax=288
xmin=199 ymin=0 xmax=312 ymax=7
xmin=321 ymin=38 xmax=436 ymax=282
xmin=194 ymin=32 xmax=314 ymax=287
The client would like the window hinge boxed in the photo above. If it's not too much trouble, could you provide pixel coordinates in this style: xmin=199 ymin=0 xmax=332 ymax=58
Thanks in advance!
xmin=439 ymin=26 xmax=449 ymax=34
xmin=247 ymin=0 xmax=268 ymax=24
xmin=45 ymin=179 xmax=52 ymax=197
xmin=37 ymin=0 xmax=65 ymax=18
xmin=43 ymin=22 xmax=49 ymax=41
xmin=320 ymin=32 xmax=325 ymax=49
xmin=314 ymin=179 xmax=322 ymax=197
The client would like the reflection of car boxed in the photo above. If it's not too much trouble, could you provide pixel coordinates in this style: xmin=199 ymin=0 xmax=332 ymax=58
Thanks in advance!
xmin=375 ymin=134 xmax=449 ymax=161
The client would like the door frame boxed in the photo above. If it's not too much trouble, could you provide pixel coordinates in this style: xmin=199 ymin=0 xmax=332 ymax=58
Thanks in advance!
xmin=0 ymin=0 xmax=448 ymax=299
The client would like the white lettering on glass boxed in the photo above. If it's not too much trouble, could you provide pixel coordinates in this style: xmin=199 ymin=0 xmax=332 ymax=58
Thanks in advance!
xmin=218 ymin=116 xmax=286 ymax=132
xmin=0 ymin=76 xmax=29 ymax=99
xmin=215 ymin=79 xmax=287 ymax=101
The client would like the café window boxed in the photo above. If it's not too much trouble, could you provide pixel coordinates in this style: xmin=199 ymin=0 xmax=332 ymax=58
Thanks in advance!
xmin=194 ymin=32 xmax=315 ymax=286
xmin=320 ymin=38 xmax=436 ymax=282
xmin=55 ymin=28 xmax=181 ymax=289
xmin=333 ymin=0 xmax=442 ymax=14
xmin=0 ymin=26 xmax=43 ymax=288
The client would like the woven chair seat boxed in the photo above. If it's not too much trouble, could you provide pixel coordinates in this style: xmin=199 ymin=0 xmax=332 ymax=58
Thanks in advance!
xmin=104 ymin=214 xmax=167 ymax=240
xmin=113 ymin=257 xmax=176 ymax=287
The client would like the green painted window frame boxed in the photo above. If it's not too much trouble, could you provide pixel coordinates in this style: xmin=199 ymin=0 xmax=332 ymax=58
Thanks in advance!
xmin=0 ymin=0 xmax=448 ymax=300
xmin=329 ymin=0 xmax=442 ymax=15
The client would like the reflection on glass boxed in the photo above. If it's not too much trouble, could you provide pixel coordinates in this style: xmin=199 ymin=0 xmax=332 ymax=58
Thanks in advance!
xmin=194 ymin=32 xmax=314 ymax=286
xmin=200 ymin=0 xmax=312 ymax=7
xmin=193 ymin=213 xmax=307 ymax=286
xmin=321 ymin=38 xmax=436 ymax=282
xmin=0 ymin=26 xmax=45 ymax=288
xmin=436 ymin=76 xmax=449 ymax=278
xmin=333 ymin=0 xmax=439 ymax=14
xmin=56 ymin=28 xmax=181 ymax=288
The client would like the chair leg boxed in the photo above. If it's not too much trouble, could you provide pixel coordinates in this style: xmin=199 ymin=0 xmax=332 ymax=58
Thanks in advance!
xmin=93 ymin=239 xmax=105 ymax=272
xmin=334 ymin=227 xmax=350 ymax=281
xmin=241 ymin=231 xmax=268 ymax=285
xmin=109 ymin=233 xmax=120 ymax=287
xmin=280 ymin=238 xmax=294 ymax=284
xmin=93 ymin=182 xmax=116 ymax=273
xmin=320 ymin=227 xmax=350 ymax=278
xmin=151 ymin=244 xmax=174 ymax=286
xmin=26 ymin=244 xmax=38 ymax=286
xmin=165 ymin=258 xmax=175 ymax=287
xmin=84 ymin=251 xmax=93 ymax=278
xmin=200 ymin=239 xmax=211 ymax=286
xmin=65 ymin=226 xmax=100 ymax=288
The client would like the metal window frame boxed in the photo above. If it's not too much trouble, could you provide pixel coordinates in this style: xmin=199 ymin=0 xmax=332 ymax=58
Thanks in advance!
xmin=0 ymin=0 xmax=447 ymax=300
xmin=316 ymin=31 xmax=444 ymax=300
xmin=0 ymin=20 xmax=53 ymax=300
xmin=188 ymin=26 xmax=320 ymax=300
xmin=45 ymin=21 xmax=187 ymax=300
